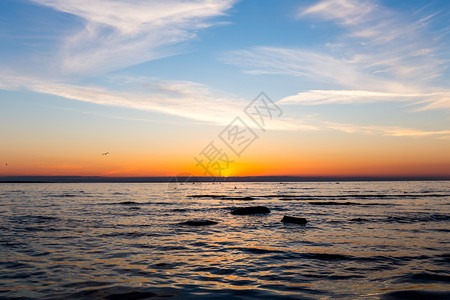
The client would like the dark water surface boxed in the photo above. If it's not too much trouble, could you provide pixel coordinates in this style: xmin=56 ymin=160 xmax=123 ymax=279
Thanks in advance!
xmin=0 ymin=181 xmax=449 ymax=299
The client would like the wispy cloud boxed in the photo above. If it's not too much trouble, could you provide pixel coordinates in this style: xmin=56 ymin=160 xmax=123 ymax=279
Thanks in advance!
xmin=0 ymin=72 xmax=244 ymax=125
xmin=1 ymin=0 xmax=448 ymax=139
xmin=0 ymin=71 xmax=326 ymax=131
xmin=25 ymin=0 xmax=234 ymax=75
xmin=413 ymin=95 xmax=450 ymax=111
xmin=220 ymin=0 xmax=450 ymax=138
xmin=300 ymin=0 xmax=375 ymax=26
xmin=279 ymin=90 xmax=443 ymax=106
xmin=301 ymin=0 xmax=447 ymax=83
xmin=2 ymin=70 xmax=446 ymax=138
xmin=0 ymin=1 xmax=246 ymax=129
xmin=223 ymin=46 xmax=422 ymax=93
xmin=223 ymin=0 xmax=449 ymax=111
xmin=323 ymin=121 xmax=450 ymax=137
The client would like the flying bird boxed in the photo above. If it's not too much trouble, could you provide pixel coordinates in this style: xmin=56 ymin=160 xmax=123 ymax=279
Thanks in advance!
xmin=102 ymin=152 xmax=110 ymax=156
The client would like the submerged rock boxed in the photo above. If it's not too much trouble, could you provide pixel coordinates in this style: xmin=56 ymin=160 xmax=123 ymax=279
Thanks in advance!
xmin=231 ymin=206 xmax=271 ymax=215
xmin=281 ymin=216 xmax=307 ymax=225
xmin=180 ymin=220 xmax=218 ymax=226
xmin=187 ymin=195 xmax=226 ymax=199
xmin=118 ymin=201 xmax=138 ymax=205
xmin=224 ymin=196 xmax=256 ymax=201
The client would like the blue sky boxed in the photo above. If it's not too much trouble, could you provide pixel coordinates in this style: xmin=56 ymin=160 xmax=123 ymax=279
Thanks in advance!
xmin=1 ymin=0 xmax=449 ymax=177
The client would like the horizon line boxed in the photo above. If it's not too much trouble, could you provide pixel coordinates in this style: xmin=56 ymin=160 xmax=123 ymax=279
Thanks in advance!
xmin=1 ymin=175 xmax=449 ymax=183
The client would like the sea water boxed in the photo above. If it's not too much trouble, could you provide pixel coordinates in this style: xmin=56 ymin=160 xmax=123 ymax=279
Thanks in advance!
xmin=0 ymin=181 xmax=449 ymax=299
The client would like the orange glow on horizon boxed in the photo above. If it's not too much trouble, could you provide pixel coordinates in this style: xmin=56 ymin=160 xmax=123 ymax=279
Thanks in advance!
xmin=2 ymin=154 xmax=448 ymax=178
xmin=1 ymin=131 xmax=449 ymax=178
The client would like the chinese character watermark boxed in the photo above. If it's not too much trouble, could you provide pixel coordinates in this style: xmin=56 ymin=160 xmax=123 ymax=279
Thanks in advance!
xmin=244 ymin=92 xmax=283 ymax=131
xmin=194 ymin=141 xmax=234 ymax=177
xmin=168 ymin=92 xmax=282 ymax=191
xmin=219 ymin=117 xmax=258 ymax=157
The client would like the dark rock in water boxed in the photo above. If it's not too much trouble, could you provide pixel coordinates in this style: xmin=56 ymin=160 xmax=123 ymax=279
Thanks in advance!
xmin=224 ymin=196 xmax=256 ymax=201
xmin=231 ymin=206 xmax=270 ymax=215
xmin=119 ymin=201 xmax=138 ymax=205
xmin=381 ymin=290 xmax=450 ymax=300
xmin=350 ymin=217 xmax=367 ymax=222
xmin=180 ymin=220 xmax=218 ymax=226
xmin=70 ymin=286 xmax=174 ymax=299
xmin=281 ymin=215 xmax=307 ymax=225
xmin=187 ymin=194 xmax=226 ymax=198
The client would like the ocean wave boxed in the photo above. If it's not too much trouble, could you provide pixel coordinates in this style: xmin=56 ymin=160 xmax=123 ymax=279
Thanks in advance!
xmin=2 ymin=181 xmax=449 ymax=299
xmin=385 ymin=213 xmax=450 ymax=223
xmin=65 ymin=286 xmax=176 ymax=300
xmin=396 ymin=272 xmax=450 ymax=284
xmin=381 ymin=290 xmax=450 ymax=300
xmin=99 ymin=231 xmax=149 ymax=238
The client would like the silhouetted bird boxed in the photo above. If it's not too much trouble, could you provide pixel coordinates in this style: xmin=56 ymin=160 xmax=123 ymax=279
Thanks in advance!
xmin=102 ymin=152 xmax=110 ymax=156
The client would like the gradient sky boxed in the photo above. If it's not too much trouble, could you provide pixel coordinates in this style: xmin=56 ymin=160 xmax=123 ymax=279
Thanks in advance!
xmin=1 ymin=0 xmax=449 ymax=178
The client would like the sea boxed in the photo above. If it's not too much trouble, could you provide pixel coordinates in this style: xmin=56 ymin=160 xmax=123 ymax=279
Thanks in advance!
xmin=0 ymin=181 xmax=449 ymax=299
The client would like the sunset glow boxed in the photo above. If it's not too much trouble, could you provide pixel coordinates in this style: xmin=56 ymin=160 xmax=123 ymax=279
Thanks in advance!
xmin=1 ymin=0 xmax=449 ymax=179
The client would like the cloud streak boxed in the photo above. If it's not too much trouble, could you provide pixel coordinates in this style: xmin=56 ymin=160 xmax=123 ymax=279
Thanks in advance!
xmin=300 ymin=0 xmax=446 ymax=83
xmin=223 ymin=0 xmax=449 ymax=111
xmin=279 ymin=90 xmax=444 ymax=106
xmin=3 ymin=70 xmax=446 ymax=139
xmin=223 ymin=46 xmax=421 ymax=93
xmin=1 ymin=0 xmax=448 ymax=140
xmin=300 ymin=0 xmax=375 ymax=26
xmin=323 ymin=120 xmax=450 ymax=137
xmin=28 ymin=0 xmax=234 ymax=75
xmin=0 ymin=72 xmax=245 ymax=125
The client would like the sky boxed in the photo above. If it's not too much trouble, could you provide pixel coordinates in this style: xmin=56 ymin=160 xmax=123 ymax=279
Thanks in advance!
xmin=0 ymin=0 xmax=449 ymax=178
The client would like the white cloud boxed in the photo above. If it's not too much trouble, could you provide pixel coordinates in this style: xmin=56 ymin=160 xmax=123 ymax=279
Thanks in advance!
xmin=223 ymin=0 xmax=449 ymax=111
xmin=1 ymin=0 xmax=448 ymax=139
xmin=221 ymin=0 xmax=450 ymax=136
xmin=413 ymin=95 xmax=450 ymax=111
xmin=0 ymin=1 xmax=253 ymax=130
xmin=323 ymin=121 xmax=450 ymax=137
xmin=28 ymin=0 xmax=235 ymax=74
xmin=300 ymin=0 xmax=375 ymax=25
xmin=223 ymin=46 xmax=426 ymax=94
xmin=279 ymin=89 xmax=443 ymax=106
xmin=301 ymin=0 xmax=447 ymax=84
xmin=0 ymin=72 xmax=243 ymax=125
xmin=0 ymin=71 xmax=315 ymax=131
xmin=2 ymin=71 xmax=447 ymax=137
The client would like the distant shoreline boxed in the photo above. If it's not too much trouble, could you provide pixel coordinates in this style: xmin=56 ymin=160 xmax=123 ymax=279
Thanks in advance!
xmin=0 ymin=176 xmax=449 ymax=183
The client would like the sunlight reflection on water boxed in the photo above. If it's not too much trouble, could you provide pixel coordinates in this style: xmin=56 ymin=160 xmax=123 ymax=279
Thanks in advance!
xmin=0 ymin=181 xmax=449 ymax=299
